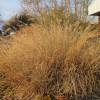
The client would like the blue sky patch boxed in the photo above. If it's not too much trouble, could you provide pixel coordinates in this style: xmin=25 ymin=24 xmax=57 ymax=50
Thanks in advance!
xmin=0 ymin=0 xmax=21 ymax=20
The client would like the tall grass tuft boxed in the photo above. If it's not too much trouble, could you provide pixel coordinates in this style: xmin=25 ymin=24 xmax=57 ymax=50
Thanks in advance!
xmin=0 ymin=20 xmax=100 ymax=99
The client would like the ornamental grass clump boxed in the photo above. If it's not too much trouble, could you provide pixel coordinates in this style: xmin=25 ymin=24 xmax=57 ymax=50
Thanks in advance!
xmin=0 ymin=21 xmax=99 ymax=100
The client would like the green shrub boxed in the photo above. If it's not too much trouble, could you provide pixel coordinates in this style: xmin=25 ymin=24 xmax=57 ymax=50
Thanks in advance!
xmin=3 ymin=13 xmax=38 ymax=33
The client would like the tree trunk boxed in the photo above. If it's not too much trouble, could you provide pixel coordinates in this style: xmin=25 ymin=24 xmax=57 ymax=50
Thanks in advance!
xmin=98 ymin=16 xmax=100 ymax=31
xmin=74 ymin=0 xmax=78 ymax=16
xmin=65 ymin=0 xmax=70 ymax=16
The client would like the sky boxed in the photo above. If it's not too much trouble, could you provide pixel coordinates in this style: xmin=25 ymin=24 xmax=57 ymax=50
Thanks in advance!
xmin=0 ymin=0 xmax=21 ymax=20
